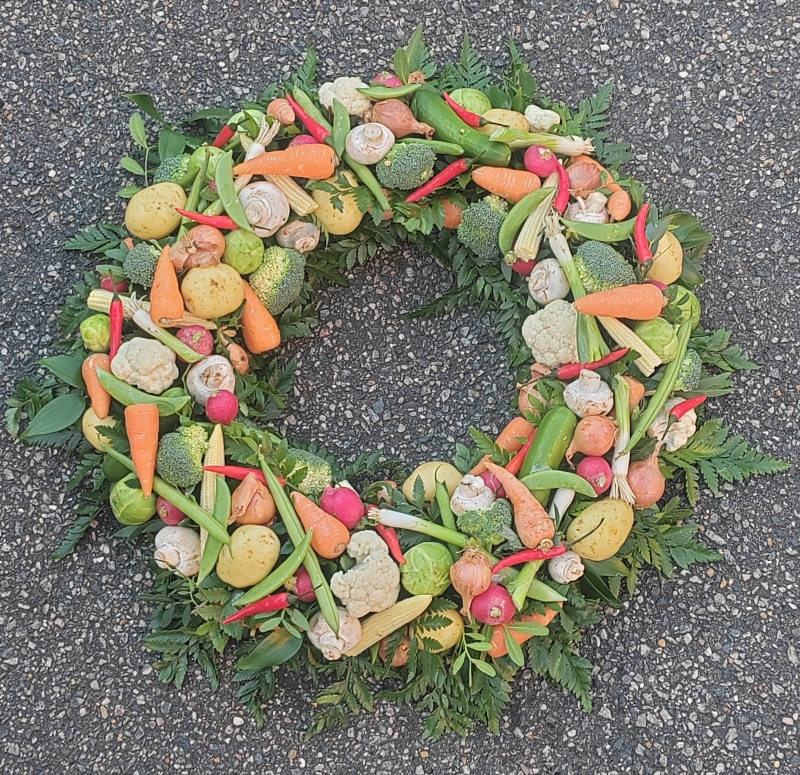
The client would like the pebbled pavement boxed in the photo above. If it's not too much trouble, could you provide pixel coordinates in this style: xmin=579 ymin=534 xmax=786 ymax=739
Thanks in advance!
xmin=1 ymin=1 xmax=798 ymax=774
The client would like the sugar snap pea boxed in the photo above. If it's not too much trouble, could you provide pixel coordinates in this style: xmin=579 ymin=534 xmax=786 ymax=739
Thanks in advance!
xmin=356 ymin=83 xmax=420 ymax=100
xmin=395 ymin=138 xmax=465 ymax=156
xmin=498 ymin=187 xmax=554 ymax=255
xmin=215 ymin=151 xmax=252 ymax=231
xmin=520 ymin=468 xmax=598 ymax=498
xmin=330 ymin=99 xmax=350 ymax=157
xmin=561 ymin=216 xmax=636 ymax=243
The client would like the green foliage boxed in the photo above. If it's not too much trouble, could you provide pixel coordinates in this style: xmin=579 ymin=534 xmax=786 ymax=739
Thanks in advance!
xmin=436 ymin=31 xmax=494 ymax=93
xmin=690 ymin=326 xmax=759 ymax=372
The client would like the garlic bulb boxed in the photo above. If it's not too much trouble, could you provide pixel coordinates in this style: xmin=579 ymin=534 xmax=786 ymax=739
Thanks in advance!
xmin=450 ymin=475 xmax=496 ymax=517
xmin=307 ymin=608 xmax=362 ymax=660
xmin=345 ymin=123 xmax=395 ymax=164
xmin=276 ymin=220 xmax=321 ymax=254
xmin=154 ymin=526 xmax=201 ymax=576
xmin=238 ymin=181 xmax=290 ymax=237
xmin=548 ymin=549 xmax=584 ymax=584
xmin=563 ymin=369 xmax=614 ymax=418
xmin=527 ymin=258 xmax=570 ymax=305
xmin=186 ymin=355 xmax=236 ymax=407
xmin=564 ymin=192 xmax=609 ymax=224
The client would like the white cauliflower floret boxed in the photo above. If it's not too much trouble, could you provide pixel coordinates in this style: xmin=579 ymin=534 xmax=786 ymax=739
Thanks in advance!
xmin=330 ymin=531 xmax=400 ymax=618
xmin=111 ymin=337 xmax=178 ymax=394
xmin=524 ymin=104 xmax=561 ymax=132
xmin=521 ymin=299 xmax=578 ymax=369
xmin=307 ymin=608 xmax=362 ymax=661
xmin=318 ymin=77 xmax=372 ymax=116
xmin=647 ymin=397 xmax=698 ymax=452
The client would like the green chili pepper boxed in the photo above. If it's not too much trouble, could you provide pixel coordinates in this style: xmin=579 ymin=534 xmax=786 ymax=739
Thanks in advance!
xmin=519 ymin=468 xmax=597 ymax=499
xmin=356 ymin=83 xmax=421 ymax=100
xmin=342 ymin=152 xmax=391 ymax=213
xmin=235 ymin=529 xmax=314 ymax=607
xmin=197 ymin=477 xmax=231 ymax=584
xmin=178 ymin=148 xmax=209 ymax=239
xmin=498 ymin=187 xmax=555 ymax=255
xmin=330 ymin=99 xmax=350 ymax=158
xmin=395 ymin=138 xmax=465 ymax=156
xmin=561 ymin=216 xmax=637 ymax=243
xmin=292 ymin=89 xmax=332 ymax=130
xmin=623 ymin=318 xmax=693 ymax=453
xmin=95 ymin=369 xmax=191 ymax=416
xmin=215 ymin=151 xmax=252 ymax=231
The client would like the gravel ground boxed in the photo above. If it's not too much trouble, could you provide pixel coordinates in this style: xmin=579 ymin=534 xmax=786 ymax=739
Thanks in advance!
xmin=1 ymin=1 xmax=799 ymax=773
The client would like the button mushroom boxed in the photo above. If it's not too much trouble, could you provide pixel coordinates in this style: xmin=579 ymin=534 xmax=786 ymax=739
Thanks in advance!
xmin=449 ymin=475 xmax=496 ymax=517
xmin=307 ymin=608 xmax=362 ymax=660
xmin=186 ymin=355 xmax=236 ymax=407
xmin=153 ymin=525 xmax=201 ymax=576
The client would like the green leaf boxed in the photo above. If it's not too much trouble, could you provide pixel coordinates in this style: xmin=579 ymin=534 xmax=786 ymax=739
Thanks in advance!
xmin=507 ymin=621 xmax=549 ymax=636
xmin=21 ymin=393 xmax=85 ymax=439
xmin=158 ymin=127 xmax=186 ymax=160
xmin=38 ymin=356 xmax=85 ymax=389
xmin=182 ymin=107 xmax=233 ymax=122
xmin=235 ymin=627 xmax=302 ymax=671
xmin=472 ymin=659 xmax=497 ymax=677
xmin=118 ymin=186 xmax=141 ymax=199
xmin=126 ymin=93 xmax=171 ymax=126
xmin=120 ymin=156 xmax=145 ymax=176
xmin=393 ymin=49 xmax=410 ymax=84
xmin=503 ymin=628 xmax=525 ymax=666
xmin=129 ymin=112 xmax=148 ymax=149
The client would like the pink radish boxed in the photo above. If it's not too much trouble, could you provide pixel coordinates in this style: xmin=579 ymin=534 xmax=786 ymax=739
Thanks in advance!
xmin=100 ymin=275 xmax=128 ymax=293
xmin=157 ymin=497 xmax=185 ymax=525
xmin=524 ymin=145 xmax=558 ymax=176
xmin=576 ymin=456 xmax=613 ymax=495
xmin=205 ymin=390 xmax=239 ymax=425
xmin=287 ymin=134 xmax=320 ymax=148
xmin=176 ymin=325 xmax=214 ymax=359
xmin=286 ymin=566 xmax=317 ymax=602
xmin=510 ymin=257 xmax=536 ymax=276
xmin=320 ymin=484 xmax=365 ymax=529
xmin=470 ymin=584 xmax=515 ymax=625
xmin=372 ymin=72 xmax=403 ymax=87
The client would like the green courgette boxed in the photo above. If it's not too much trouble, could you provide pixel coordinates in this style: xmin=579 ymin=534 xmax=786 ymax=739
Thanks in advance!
xmin=518 ymin=406 xmax=577 ymax=504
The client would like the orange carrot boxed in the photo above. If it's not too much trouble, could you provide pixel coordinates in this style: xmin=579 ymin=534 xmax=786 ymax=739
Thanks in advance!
xmin=441 ymin=198 xmax=463 ymax=229
xmin=470 ymin=416 xmax=536 ymax=475
xmin=82 ymin=353 xmax=112 ymax=419
xmin=488 ymin=604 xmax=561 ymax=658
xmin=240 ymin=281 xmax=281 ymax=354
xmin=623 ymin=375 xmax=645 ymax=412
xmin=124 ymin=404 xmax=160 ymax=497
xmin=149 ymin=246 xmax=184 ymax=325
xmin=483 ymin=460 xmax=554 ymax=550
xmin=123 ymin=237 xmax=135 ymax=250
xmin=290 ymin=491 xmax=350 ymax=559
xmin=471 ymin=166 xmax=541 ymax=203
xmin=572 ymin=283 xmax=664 ymax=320
xmin=233 ymin=145 xmax=337 ymax=179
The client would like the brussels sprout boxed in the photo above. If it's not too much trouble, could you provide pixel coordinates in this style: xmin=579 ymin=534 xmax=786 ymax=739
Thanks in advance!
xmin=224 ymin=230 xmax=265 ymax=275
xmin=188 ymin=145 xmax=225 ymax=180
xmin=80 ymin=314 xmax=111 ymax=353
xmin=449 ymin=88 xmax=492 ymax=115
xmin=110 ymin=473 xmax=157 ymax=525
xmin=669 ymin=287 xmax=701 ymax=330
xmin=633 ymin=318 xmax=680 ymax=363
xmin=400 ymin=542 xmax=453 ymax=596
xmin=101 ymin=452 xmax=129 ymax=482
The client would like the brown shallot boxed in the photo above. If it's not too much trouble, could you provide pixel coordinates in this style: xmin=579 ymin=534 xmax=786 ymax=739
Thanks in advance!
xmin=363 ymin=99 xmax=434 ymax=139
xmin=626 ymin=450 xmax=666 ymax=508
xmin=170 ymin=225 xmax=226 ymax=272
xmin=449 ymin=546 xmax=493 ymax=618
xmin=565 ymin=415 xmax=617 ymax=465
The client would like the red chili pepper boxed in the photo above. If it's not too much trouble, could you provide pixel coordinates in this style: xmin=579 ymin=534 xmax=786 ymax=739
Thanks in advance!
xmin=405 ymin=158 xmax=471 ymax=203
xmin=554 ymin=163 xmax=570 ymax=214
xmin=491 ymin=545 xmax=566 ymax=574
xmin=557 ymin=349 xmax=631 ymax=381
xmin=203 ymin=465 xmax=286 ymax=486
xmin=376 ymin=524 xmax=406 ymax=565
xmin=505 ymin=431 xmax=537 ymax=477
xmin=223 ymin=592 xmax=294 ymax=625
xmin=634 ymin=202 xmax=653 ymax=264
xmin=211 ymin=124 xmax=236 ymax=149
xmin=670 ymin=395 xmax=706 ymax=420
xmin=443 ymin=92 xmax=484 ymax=128
xmin=175 ymin=208 xmax=238 ymax=230
xmin=109 ymin=293 xmax=124 ymax=361
xmin=286 ymin=92 xmax=330 ymax=143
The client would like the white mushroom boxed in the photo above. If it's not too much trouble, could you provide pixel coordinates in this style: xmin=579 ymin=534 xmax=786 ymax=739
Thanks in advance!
xmin=186 ymin=355 xmax=236 ymax=407
xmin=563 ymin=369 xmax=614 ymax=418
xmin=238 ymin=181 xmax=291 ymax=237
xmin=449 ymin=475 xmax=495 ymax=517
xmin=307 ymin=608 xmax=362 ymax=660
xmin=275 ymin=220 xmax=321 ymax=254
xmin=527 ymin=258 xmax=571 ymax=305
xmin=564 ymin=192 xmax=610 ymax=224
xmin=154 ymin=526 xmax=201 ymax=576
xmin=548 ymin=549 xmax=584 ymax=583
xmin=345 ymin=123 xmax=395 ymax=165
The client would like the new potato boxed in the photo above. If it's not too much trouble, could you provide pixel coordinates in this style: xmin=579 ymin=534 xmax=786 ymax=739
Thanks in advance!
xmin=82 ymin=407 xmax=117 ymax=451
xmin=181 ymin=264 xmax=244 ymax=319
xmin=311 ymin=170 xmax=363 ymax=235
xmin=216 ymin=525 xmax=280 ymax=588
xmin=478 ymin=109 xmax=529 ymax=136
xmin=566 ymin=498 xmax=634 ymax=561
xmin=401 ymin=461 xmax=462 ymax=502
xmin=645 ymin=231 xmax=684 ymax=285
xmin=125 ymin=183 xmax=186 ymax=240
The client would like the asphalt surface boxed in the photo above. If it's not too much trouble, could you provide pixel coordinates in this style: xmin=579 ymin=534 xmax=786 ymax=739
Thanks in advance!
xmin=1 ymin=1 xmax=799 ymax=773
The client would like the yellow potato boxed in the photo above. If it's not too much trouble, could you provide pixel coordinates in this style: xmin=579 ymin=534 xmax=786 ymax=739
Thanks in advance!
xmin=566 ymin=498 xmax=634 ymax=561
xmin=81 ymin=407 xmax=116 ymax=451
xmin=124 ymin=183 xmax=186 ymax=240
xmin=216 ymin=525 xmax=280 ymax=588
xmin=645 ymin=231 xmax=684 ymax=285
xmin=311 ymin=170 xmax=364 ymax=235
xmin=477 ymin=109 xmax=529 ymax=136
xmin=181 ymin=264 xmax=244 ymax=319
xmin=402 ymin=461 xmax=463 ymax=502
xmin=414 ymin=608 xmax=464 ymax=653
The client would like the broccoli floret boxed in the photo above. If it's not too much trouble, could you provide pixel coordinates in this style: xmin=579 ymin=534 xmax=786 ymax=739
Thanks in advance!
xmin=122 ymin=242 xmax=160 ymax=288
xmin=674 ymin=348 xmax=702 ymax=391
xmin=248 ymin=246 xmax=305 ymax=315
xmin=573 ymin=241 xmax=636 ymax=293
xmin=156 ymin=424 xmax=208 ymax=490
xmin=375 ymin=144 xmax=436 ymax=190
xmin=456 ymin=195 xmax=508 ymax=260
xmin=285 ymin=448 xmax=332 ymax=497
xmin=456 ymin=500 xmax=517 ymax=546
xmin=153 ymin=154 xmax=194 ymax=186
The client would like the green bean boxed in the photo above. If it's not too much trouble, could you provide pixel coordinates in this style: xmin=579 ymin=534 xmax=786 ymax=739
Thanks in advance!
xmin=95 ymin=369 xmax=191 ymax=416
xmin=623 ymin=319 xmax=693 ymax=453
xmin=258 ymin=455 xmax=340 ymax=635
xmin=330 ymin=99 xmax=350 ymax=158
xmin=434 ymin=478 xmax=460 ymax=561
xmin=498 ymin=187 xmax=555 ymax=255
xmin=179 ymin=148 xmax=209 ymax=238
xmin=197 ymin=477 xmax=231 ymax=583
xmin=395 ymin=138 xmax=465 ymax=156
xmin=215 ymin=151 xmax=252 ymax=231
xmin=235 ymin=529 xmax=314 ymax=607
xmin=342 ymin=152 xmax=391 ymax=213
xmin=102 ymin=445 xmax=231 ymax=545
xmin=561 ymin=216 xmax=636 ymax=243
xmin=356 ymin=83 xmax=421 ymax=100
xmin=292 ymin=89 xmax=332 ymax=130
xmin=519 ymin=469 xmax=597 ymax=499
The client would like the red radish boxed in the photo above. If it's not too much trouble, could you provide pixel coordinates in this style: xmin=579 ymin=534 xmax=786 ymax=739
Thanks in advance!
xmin=287 ymin=134 xmax=320 ymax=148
xmin=157 ymin=497 xmax=185 ymax=525
xmin=524 ymin=145 xmax=558 ymax=176
xmin=645 ymin=279 xmax=667 ymax=291
xmin=470 ymin=584 xmax=515 ymax=625
xmin=510 ymin=257 xmax=536 ymax=276
xmin=319 ymin=484 xmax=365 ymax=529
xmin=372 ymin=72 xmax=403 ymax=87
xmin=479 ymin=470 xmax=505 ymax=499
xmin=286 ymin=566 xmax=317 ymax=602
xmin=100 ymin=275 xmax=128 ymax=292
xmin=576 ymin=456 xmax=613 ymax=495
xmin=176 ymin=325 xmax=214 ymax=359
xmin=205 ymin=390 xmax=239 ymax=425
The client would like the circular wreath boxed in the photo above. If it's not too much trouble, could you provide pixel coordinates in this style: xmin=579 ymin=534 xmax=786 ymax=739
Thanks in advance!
xmin=10 ymin=30 xmax=789 ymax=738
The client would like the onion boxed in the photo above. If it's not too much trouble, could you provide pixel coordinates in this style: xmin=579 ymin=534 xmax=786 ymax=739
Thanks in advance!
xmin=470 ymin=584 xmax=515 ymax=626
xmin=479 ymin=470 xmax=504 ymax=498
xmin=363 ymin=99 xmax=434 ymax=139
xmin=170 ymin=225 xmax=226 ymax=271
xmin=450 ymin=547 xmax=493 ymax=617
xmin=576 ymin=456 xmax=612 ymax=495
xmin=565 ymin=415 xmax=617 ymax=465
xmin=627 ymin=451 xmax=666 ymax=508
xmin=524 ymin=145 xmax=558 ymax=176
xmin=566 ymin=162 xmax=602 ymax=198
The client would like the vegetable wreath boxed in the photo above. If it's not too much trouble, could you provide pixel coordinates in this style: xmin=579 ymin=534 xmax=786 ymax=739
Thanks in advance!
xmin=8 ymin=30 xmax=790 ymax=739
